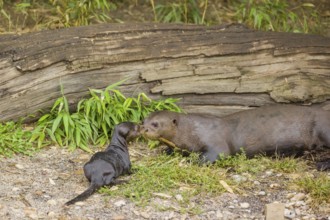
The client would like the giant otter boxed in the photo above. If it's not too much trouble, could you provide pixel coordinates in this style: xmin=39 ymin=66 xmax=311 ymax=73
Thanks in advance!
xmin=140 ymin=105 xmax=330 ymax=164
xmin=65 ymin=122 xmax=139 ymax=205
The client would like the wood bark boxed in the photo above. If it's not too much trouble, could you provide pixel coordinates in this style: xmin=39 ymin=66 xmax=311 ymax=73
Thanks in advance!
xmin=0 ymin=23 xmax=329 ymax=122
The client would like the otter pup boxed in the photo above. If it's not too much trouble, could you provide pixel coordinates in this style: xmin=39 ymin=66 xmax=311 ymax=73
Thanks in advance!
xmin=65 ymin=122 xmax=139 ymax=205
xmin=140 ymin=105 xmax=330 ymax=164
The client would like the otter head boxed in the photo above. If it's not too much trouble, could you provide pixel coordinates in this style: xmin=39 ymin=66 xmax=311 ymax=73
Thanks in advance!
xmin=140 ymin=111 xmax=178 ymax=141
xmin=116 ymin=122 xmax=140 ymax=141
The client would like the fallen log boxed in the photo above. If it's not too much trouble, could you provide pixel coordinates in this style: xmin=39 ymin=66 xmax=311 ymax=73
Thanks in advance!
xmin=0 ymin=23 xmax=329 ymax=122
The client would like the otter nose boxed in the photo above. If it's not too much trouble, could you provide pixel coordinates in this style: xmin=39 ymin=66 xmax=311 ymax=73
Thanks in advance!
xmin=139 ymin=125 xmax=148 ymax=133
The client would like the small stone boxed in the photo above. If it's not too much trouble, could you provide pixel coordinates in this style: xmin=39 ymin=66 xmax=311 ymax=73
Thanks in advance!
xmin=253 ymin=181 xmax=261 ymax=185
xmin=48 ymin=211 xmax=56 ymax=217
xmin=24 ymin=207 xmax=38 ymax=220
xmin=240 ymin=202 xmax=250 ymax=209
xmin=294 ymin=201 xmax=305 ymax=207
xmin=47 ymin=199 xmax=57 ymax=206
xmin=49 ymin=178 xmax=56 ymax=185
xmin=232 ymin=174 xmax=247 ymax=183
xmin=265 ymin=170 xmax=273 ymax=176
xmin=216 ymin=211 xmax=223 ymax=218
xmin=175 ymin=194 xmax=183 ymax=202
xmin=284 ymin=209 xmax=296 ymax=219
xmin=12 ymin=187 xmax=20 ymax=192
xmin=291 ymin=193 xmax=305 ymax=201
xmin=228 ymin=205 xmax=235 ymax=209
xmin=258 ymin=191 xmax=266 ymax=196
xmin=285 ymin=202 xmax=295 ymax=208
xmin=270 ymin=183 xmax=280 ymax=188
xmin=140 ymin=211 xmax=150 ymax=219
xmin=114 ymin=200 xmax=126 ymax=207
xmin=286 ymin=193 xmax=296 ymax=199
xmin=34 ymin=190 xmax=43 ymax=196
xmin=15 ymin=164 xmax=24 ymax=169
xmin=295 ymin=208 xmax=301 ymax=216
xmin=43 ymin=194 xmax=51 ymax=199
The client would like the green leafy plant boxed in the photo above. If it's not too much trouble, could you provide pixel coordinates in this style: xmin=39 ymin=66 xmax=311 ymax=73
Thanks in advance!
xmin=0 ymin=121 xmax=37 ymax=157
xmin=151 ymin=0 xmax=208 ymax=24
xmin=30 ymin=80 xmax=181 ymax=151
xmin=235 ymin=0 xmax=322 ymax=33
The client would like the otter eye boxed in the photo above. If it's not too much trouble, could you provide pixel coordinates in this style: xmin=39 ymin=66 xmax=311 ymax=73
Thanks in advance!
xmin=151 ymin=122 xmax=158 ymax=128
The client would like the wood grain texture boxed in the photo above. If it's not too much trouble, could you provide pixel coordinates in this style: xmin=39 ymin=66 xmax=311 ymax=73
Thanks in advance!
xmin=0 ymin=23 xmax=329 ymax=122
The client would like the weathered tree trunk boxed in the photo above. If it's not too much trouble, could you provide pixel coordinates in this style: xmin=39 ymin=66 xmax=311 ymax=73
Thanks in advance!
xmin=0 ymin=23 xmax=329 ymax=122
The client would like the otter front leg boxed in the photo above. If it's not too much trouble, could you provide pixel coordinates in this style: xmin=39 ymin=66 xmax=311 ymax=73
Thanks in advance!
xmin=199 ymin=144 xmax=231 ymax=163
xmin=199 ymin=151 xmax=218 ymax=164
xmin=164 ymin=146 xmax=175 ymax=155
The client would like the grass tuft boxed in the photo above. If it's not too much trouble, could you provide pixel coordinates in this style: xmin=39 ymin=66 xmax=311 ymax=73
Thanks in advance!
xmin=297 ymin=173 xmax=330 ymax=204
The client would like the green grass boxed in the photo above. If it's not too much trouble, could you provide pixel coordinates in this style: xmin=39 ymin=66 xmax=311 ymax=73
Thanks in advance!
xmin=0 ymin=121 xmax=38 ymax=157
xmin=0 ymin=0 xmax=324 ymax=35
xmin=151 ymin=0 xmax=208 ymax=24
xmin=235 ymin=0 xmax=322 ymax=34
xmin=297 ymin=173 xmax=330 ymax=204
xmin=101 ymin=153 xmax=228 ymax=208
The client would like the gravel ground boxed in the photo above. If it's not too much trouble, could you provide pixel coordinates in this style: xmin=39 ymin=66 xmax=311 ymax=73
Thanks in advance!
xmin=0 ymin=144 xmax=329 ymax=220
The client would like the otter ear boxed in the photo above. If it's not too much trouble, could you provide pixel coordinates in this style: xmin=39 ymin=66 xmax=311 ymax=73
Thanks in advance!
xmin=172 ymin=119 xmax=177 ymax=126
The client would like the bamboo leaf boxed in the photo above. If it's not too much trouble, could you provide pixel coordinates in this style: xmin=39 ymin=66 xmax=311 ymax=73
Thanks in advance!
xmin=51 ymin=114 xmax=63 ymax=134
xmin=63 ymin=113 xmax=69 ymax=137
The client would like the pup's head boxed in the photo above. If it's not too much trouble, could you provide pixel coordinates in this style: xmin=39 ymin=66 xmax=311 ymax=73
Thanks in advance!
xmin=115 ymin=122 xmax=140 ymax=141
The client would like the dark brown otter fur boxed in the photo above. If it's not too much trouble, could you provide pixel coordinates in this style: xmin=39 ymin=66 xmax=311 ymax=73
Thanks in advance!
xmin=65 ymin=122 xmax=139 ymax=205
xmin=140 ymin=105 xmax=330 ymax=166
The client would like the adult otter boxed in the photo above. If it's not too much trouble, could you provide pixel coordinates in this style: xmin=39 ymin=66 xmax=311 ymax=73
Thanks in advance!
xmin=140 ymin=105 xmax=330 ymax=165
xmin=65 ymin=122 xmax=139 ymax=206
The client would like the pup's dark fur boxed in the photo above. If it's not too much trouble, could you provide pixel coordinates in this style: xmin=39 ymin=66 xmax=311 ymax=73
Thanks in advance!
xmin=65 ymin=122 xmax=139 ymax=205
xmin=140 ymin=105 xmax=330 ymax=168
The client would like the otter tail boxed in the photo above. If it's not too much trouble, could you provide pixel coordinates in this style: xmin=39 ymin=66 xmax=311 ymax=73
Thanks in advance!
xmin=65 ymin=183 xmax=99 ymax=206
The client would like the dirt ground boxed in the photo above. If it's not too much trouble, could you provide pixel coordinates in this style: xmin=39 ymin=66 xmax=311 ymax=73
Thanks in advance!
xmin=0 ymin=142 xmax=329 ymax=220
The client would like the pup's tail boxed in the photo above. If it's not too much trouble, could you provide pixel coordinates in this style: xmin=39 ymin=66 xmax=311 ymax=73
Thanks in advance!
xmin=65 ymin=183 xmax=99 ymax=206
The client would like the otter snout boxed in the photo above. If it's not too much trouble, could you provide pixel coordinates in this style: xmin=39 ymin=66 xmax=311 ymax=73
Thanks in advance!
xmin=138 ymin=123 xmax=148 ymax=133
xmin=126 ymin=124 xmax=141 ymax=141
